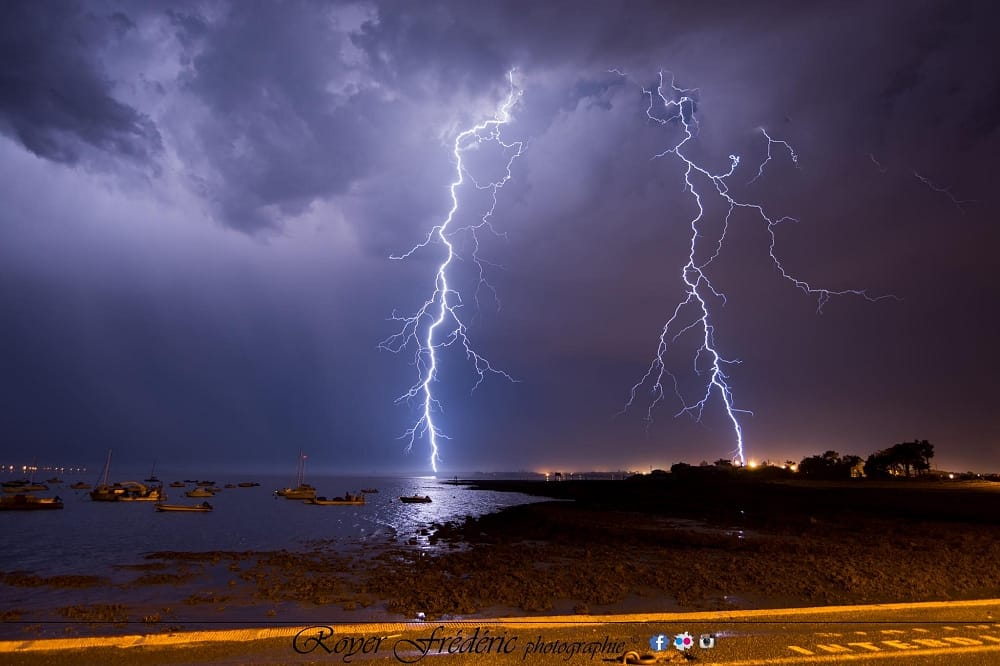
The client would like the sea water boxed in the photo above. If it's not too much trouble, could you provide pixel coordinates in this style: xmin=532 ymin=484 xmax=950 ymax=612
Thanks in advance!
xmin=0 ymin=475 xmax=541 ymax=579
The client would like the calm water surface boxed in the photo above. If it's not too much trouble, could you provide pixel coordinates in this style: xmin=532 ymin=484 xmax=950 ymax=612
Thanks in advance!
xmin=0 ymin=475 xmax=541 ymax=578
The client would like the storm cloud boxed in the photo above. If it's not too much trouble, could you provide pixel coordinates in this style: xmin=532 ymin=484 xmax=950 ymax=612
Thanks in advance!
xmin=1 ymin=0 xmax=997 ymax=474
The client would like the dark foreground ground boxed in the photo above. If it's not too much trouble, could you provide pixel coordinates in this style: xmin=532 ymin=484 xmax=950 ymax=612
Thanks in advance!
xmin=4 ymin=477 xmax=1000 ymax=639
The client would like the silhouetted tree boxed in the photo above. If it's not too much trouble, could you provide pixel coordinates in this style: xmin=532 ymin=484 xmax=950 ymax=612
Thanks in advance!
xmin=798 ymin=450 xmax=865 ymax=479
xmin=864 ymin=440 xmax=934 ymax=478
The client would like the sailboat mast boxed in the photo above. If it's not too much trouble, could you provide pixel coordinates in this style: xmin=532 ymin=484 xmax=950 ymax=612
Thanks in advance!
xmin=99 ymin=449 xmax=112 ymax=486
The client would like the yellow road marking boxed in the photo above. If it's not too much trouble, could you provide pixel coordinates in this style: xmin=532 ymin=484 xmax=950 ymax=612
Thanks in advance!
xmin=731 ymin=644 xmax=1000 ymax=664
xmin=4 ymin=598 xmax=1000 ymax=654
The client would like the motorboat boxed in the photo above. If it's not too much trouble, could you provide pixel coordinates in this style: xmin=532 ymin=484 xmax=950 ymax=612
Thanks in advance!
xmin=185 ymin=487 xmax=214 ymax=498
xmin=306 ymin=493 xmax=365 ymax=506
xmin=2 ymin=481 xmax=48 ymax=493
xmin=399 ymin=495 xmax=432 ymax=503
xmin=116 ymin=482 xmax=166 ymax=501
xmin=0 ymin=494 xmax=64 ymax=510
xmin=155 ymin=501 xmax=212 ymax=512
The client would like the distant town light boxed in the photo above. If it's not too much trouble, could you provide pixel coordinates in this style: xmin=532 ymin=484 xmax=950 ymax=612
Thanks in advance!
xmin=748 ymin=460 xmax=758 ymax=469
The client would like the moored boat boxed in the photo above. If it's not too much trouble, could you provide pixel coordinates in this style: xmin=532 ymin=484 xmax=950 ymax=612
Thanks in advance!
xmin=155 ymin=501 xmax=212 ymax=512
xmin=276 ymin=451 xmax=316 ymax=499
xmin=169 ymin=481 xmax=186 ymax=488
xmin=90 ymin=449 xmax=120 ymax=501
xmin=360 ymin=488 xmax=378 ymax=493
xmin=399 ymin=495 xmax=432 ymax=503
xmin=185 ymin=487 xmax=214 ymax=498
xmin=116 ymin=482 xmax=166 ymax=501
xmin=70 ymin=481 xmax=92 ymax=490
xmin=306 ymin=493 xmax=365 ymax=506
xmin=0 ymin=494 xmax=64 ymax=510
xmin=3 ymin=481 xmax=48 ymax=493
xmin=276 ymin=484 xmax=316 ymax=499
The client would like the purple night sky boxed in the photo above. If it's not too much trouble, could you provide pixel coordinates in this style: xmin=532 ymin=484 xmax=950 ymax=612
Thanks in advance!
xmin=1 ymin=0 xmax=997 ymax=474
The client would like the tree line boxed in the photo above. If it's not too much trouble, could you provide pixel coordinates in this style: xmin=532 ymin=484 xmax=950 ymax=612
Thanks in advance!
xmin=666 ymin=439 xmax=938 ymax=480
xmin=797 ymin=439 xmax=935 ymax=479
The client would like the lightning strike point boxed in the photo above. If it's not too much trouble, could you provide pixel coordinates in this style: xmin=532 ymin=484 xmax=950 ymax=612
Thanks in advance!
xmin=380 ymin=71 xmax=524 ymax=473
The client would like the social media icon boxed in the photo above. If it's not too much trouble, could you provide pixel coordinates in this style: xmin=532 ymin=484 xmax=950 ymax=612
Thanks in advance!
xmin=649 ymin=634 xmax=668 ymax=651
xmin=674 ymin=631 xmax=694 ymax=651
xmin=699 ymin=634 xmax=716 ymax=649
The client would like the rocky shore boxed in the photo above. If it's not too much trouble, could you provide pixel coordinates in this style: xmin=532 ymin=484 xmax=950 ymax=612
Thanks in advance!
xmin=4 ymin=477 xmax=1000 ymax=636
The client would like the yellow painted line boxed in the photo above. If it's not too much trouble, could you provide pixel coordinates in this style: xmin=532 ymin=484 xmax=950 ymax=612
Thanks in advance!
xmin=489 ymin=597 xmax=1000 ymax=626
xmin=4 ymin=598 xmax=1000 ymax=653
xmin=0 ymin=624 xmax=407 ymax=653
xmin=725 ymin=644 xmax=1000 ymax=665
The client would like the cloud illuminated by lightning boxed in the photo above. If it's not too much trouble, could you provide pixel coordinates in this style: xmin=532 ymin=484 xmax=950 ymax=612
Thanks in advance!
xmin=620 ymin=70 xmax=894 ymax=464
xmin=379 ymin=72 xmax=524 ymax=473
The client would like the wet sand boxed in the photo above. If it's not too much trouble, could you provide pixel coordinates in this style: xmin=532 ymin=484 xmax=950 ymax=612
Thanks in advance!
xmin=4 ymin=476 xmax=1000 ymax=638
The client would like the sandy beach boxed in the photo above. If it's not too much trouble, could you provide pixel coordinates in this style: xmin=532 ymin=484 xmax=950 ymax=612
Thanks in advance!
xmin=4 ymin=476 xmax=1000 ymax=639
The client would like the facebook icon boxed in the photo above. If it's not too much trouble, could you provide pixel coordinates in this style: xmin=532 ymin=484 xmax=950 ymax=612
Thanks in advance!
xmin=649 ymin=634 xmax=668 ymax=651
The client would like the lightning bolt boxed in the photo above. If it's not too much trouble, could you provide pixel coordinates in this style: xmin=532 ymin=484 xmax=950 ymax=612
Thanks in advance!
xmin=379 ymin=72 xmax=524 ymax=473
xmin=620 ymin=70 xmax=894 ymax=465
xmin=868 ymin=153 xmax=888 ymax=174
xmin=912 ymin=170 xmax=976 ymax=211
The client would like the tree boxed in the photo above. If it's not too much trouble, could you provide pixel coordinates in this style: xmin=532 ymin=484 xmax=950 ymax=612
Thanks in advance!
xmin=798 ymin=450 xmax=862 ymax=479
xmin=864 ymin=440 xmax=935 ymax=478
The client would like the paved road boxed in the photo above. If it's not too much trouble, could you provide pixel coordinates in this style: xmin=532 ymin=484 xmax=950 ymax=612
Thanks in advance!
xmin=4 ymin=599 xmax=1000 ymax=665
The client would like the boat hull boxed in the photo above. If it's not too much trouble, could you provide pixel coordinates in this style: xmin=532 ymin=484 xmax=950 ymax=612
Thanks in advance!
xmin=0 ymin=495 xmax=64 ymax=510
xmin=155 ymin=503 xmax=212 ymax=512
xmin=399 ymin=495 xmax=432 ymax=503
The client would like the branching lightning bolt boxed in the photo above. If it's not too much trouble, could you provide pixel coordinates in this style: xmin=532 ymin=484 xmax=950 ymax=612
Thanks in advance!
xmin=379 ymin=72 xmax=524 ymax=473
xmin=912 ymin=170 xmax=977 ymax=211
xmin=619 ymin=70 xmax=895 ymax=465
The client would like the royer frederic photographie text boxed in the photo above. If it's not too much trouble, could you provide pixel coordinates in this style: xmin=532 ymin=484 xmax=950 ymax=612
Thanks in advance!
xmin=293 ymin=624 xmax=626 ymax=662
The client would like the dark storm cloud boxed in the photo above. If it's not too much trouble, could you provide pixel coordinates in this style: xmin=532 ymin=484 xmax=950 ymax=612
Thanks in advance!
xmin=0 ymin=0 xmax=161 ymax=165
xmin=1 ymin=0 xmax=999 ymax=473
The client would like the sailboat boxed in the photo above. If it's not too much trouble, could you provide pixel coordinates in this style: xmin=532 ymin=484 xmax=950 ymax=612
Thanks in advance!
xmin=90 ymin=449 xmax=121 ymax=501
xmin=145 ymin=461 xmax=160 ymax=483
xmin=275 ymin=451 xmax=316 ymax=500
xmin=90 ymin=450 xmax=166 ymax=501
